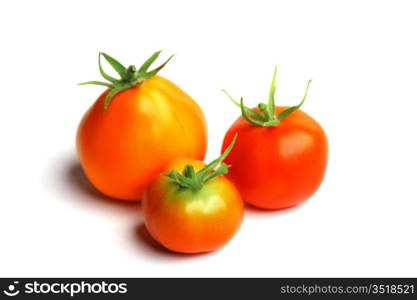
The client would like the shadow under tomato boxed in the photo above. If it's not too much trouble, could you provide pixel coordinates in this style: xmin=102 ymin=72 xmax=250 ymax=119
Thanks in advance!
xmin=243 ymin=201 xmax=305 ymax=218
xmin=64 ymin=158 xmax=140 ymax=211
xmin=61 ymin=155 xmax=213 ymax=259
xmin=133 ymin=223 xmax=212 ymax=259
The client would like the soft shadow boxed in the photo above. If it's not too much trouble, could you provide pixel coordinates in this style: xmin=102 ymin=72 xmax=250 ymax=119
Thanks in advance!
xmin=133 ymin=223 xmax=211 ymax=259
xmin=244 ymin=201 xmax=305 ymax=217
xmin=63 ymin=156 xmax=213 ymax=259
xmin=65 ymin=159 xmax=140 ymax=210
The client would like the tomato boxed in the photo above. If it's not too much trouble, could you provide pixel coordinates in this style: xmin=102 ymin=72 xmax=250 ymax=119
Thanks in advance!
xmin=221 ymin=68 xmax=328 ymax=209
xmin=77 ymin=52 xmax=207 ymax=201
xmin=143 ymin=136 xmax=243 ymax=253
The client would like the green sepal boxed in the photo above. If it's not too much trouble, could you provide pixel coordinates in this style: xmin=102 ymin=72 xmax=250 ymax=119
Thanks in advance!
xmin=277 ymin=80 xmax=312 ymax=121
xmin=98 ymin=53 xmax=119 ymax=84
xmin=200 ymin=163 xmax=230 ymax=184
xmin=163 ymin=134 xmax=238 ymax=191
xmin=101 ymin=53 xmax=126 ymax=78
xmin=79 ymin=50 xmax=173 ymax=111
xmin=141 ymin=55 xmax=174 ymax=80
xmin=138 ymin=50 xmax=162 ymax=74
xmin=223 ymin=67 xmax=312 ymax=127
xmin=197 ymin=134 xmax=237 ymax=180
xmin=78 ymin=81 xmax=114 ymax=88
xmin=221 ymin=90 xmax=265 ymax=121
xmin=240 ymin=98 xmax=271 ymax=127
xmin=103 ymin=83 xmax=133 ymax=111
xmin=266 ymin=66 xmax=278 ymax=119
xmin=163 ymin=168 xmax=203 ymax=190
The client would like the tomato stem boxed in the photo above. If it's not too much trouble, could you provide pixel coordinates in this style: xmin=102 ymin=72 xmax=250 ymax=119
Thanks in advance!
xmin=164 ymin=135 xmax=238 ymax=190
xmin=79 ymin=51 xmax=174 ymax=111
xmin=223 ymin=67 xmax=312 ymax=127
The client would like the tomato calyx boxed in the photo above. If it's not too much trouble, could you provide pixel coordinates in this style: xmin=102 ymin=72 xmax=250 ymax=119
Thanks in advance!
xmin=79 ymin=51 xmax=174 ymax=110
xmin=222 ymin=67 xmax=312 ymax=127
xmin=164 ymin=135 xmax=237 ymax=190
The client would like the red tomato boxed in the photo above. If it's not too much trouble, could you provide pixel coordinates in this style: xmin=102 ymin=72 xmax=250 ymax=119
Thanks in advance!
xmin=143 ymin=137 xmax=244 ymax=253
xmin=221 ymin=68 xmax=328 ymax=209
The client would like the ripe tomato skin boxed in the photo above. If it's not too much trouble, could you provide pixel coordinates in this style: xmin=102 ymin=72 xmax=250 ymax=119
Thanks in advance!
xmin=143 ymin=158 xmax=244 ymax=253
xmin=222 ymin=107 xmax=328 ymax=210
xmin=77 ymin=75 xmax=207 ymax=201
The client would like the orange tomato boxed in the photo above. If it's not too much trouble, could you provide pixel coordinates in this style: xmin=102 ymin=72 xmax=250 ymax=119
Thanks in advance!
xmin=77 ymin=53 xmax=207 ymax=201
xmin=143 ymin=156 xmax=243 ymax=254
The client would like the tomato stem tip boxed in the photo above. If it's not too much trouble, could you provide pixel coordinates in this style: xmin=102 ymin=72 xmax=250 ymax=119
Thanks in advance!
xmin=223 ymin=67 xmax=312 ymax=127
xmin=79 ymin=51 xmax=174 ymax=111
xmin=164 ymin=134 xmax=238 ymax=190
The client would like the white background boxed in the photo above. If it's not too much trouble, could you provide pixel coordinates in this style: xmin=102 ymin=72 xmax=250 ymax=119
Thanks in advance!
xmin=1 ymin=0 xmax=416 ymax=277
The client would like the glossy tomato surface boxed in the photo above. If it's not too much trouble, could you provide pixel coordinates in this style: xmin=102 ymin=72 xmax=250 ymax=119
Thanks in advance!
xmin=143 ymin=158 xmax=244 ymax=253
xmin=222 ymin=107 xmax=328 ymax=210
xmin=77 ymin=76 xmax=207 ymax=201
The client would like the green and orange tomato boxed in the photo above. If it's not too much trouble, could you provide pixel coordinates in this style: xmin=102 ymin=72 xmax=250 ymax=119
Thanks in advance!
xmin=143 ymin=136 xmax=244 ymax=253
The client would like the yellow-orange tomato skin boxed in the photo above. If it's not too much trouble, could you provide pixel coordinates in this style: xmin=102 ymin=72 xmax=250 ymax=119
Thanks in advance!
xmin=143 ymin=159 xmax=244 ymax=253
xmin=76 ymin=76 xmax=207 ymax=201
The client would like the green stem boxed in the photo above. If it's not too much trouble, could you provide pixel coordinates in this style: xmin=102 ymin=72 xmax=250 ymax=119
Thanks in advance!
xmin=223 ymin=67 xmax=312 ymax=127
xmin=277 ymin=80 xmax=312 ymax=121
xmin=241 ymin=99 xmax=269 ymax=127
xmin=267 ymin=66 xmax=278 ymax=117
xmin=79 ymin=51 xmax=173 ymax=111
xmin=164 ymin=134 xmax=238 ymax=190
xmin=222 ymin=90 xmax=265 ymax=121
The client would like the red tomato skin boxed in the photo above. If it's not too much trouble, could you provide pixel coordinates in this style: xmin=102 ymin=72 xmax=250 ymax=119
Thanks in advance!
xmin=143 ymin=159 xmax=244 ymax=253
xmin=222 ymin=107 xmax=328 ymax=210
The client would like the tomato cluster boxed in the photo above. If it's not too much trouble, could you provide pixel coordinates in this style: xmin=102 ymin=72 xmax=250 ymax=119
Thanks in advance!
xmin=77 ymin=52 xmax=328 ymax=253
